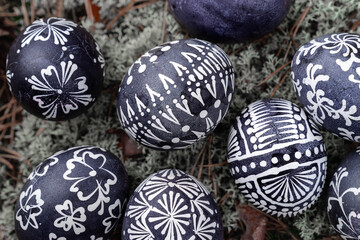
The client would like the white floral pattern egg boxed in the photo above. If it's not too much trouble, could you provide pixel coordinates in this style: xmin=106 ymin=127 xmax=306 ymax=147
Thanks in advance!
xmin=292 ymin=33 xmax=360 ymax=142
xmin=227 ymin=98 xmax=327 ymax=217
xmin=6 ymin=17 xmax=104 ymax=121
xmin=327 ymin=147 xmax=360 ymax=239
xmin=117 ymin=39 xmax=234 ymax=150
xmin=14 ymin=146 xmax=128 ymax=240
xmin=121 ymin=169 xmax=224 ymax=240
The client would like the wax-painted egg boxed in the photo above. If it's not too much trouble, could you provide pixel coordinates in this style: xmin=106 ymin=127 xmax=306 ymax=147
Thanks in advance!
xmin=14 ymin=146 xmax=128 ymax=240
xmin=168 ymin=0 xmax=291 ymax=43
xmin=292 ymin=33 xmax=360 ymax=142
xmin=327 ymin=147 xmax=360 ymax=239
xmin=117 ymin=39 xmax=234 ymax=150
xmin=6 ymin=17 xmax=104 ymax=121
xmin=227 ymin=98 xmax=327 ymax=217
xmin=121 ymin=169 xmax=223 ymax=240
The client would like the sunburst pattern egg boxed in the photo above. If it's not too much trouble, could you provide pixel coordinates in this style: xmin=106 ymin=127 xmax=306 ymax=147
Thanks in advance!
xmin=121 ymin=169 xmax=223 ymax=240
xmin=6 ymin=17 xmax=104 ymax=121
xmin=117 ymin=39 xmax=234 ymax=150
xmin=227 ymin=98 xmax=327 ymax=217
xmin=14 ymin=146 xmax=128 ymax=240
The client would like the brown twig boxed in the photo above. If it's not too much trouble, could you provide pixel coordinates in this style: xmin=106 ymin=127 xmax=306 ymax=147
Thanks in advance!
xmin=30 ymin=0 xmax=35 ymax=23
xmin=256 ymin=61 xmax=291 ymax=86
xmin=56 ymin=0 xmax=64 ymax=18
xmin=21 ymin=0 xmax=30 ymax=26
xmin=270 ymin=68 xmax=292 ymax=98
xmin=161 ymin=1 xmax=168 ymax=43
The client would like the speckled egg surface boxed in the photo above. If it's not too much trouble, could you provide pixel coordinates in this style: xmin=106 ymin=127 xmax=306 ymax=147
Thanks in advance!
xmin=327 ymin=147 xmax=360 ymax=239
xmin=227 ymin=98 xmax=327 ymax=217
xmin=117 ymin=39 xmax=234 ymax=150
xmin=121 ymin=169 xmax=223 ymax=240
xmin=6 ymin=17 xmax=104 ymax=121
xmin=292 ymin=33 xmax=360 ymax=142
xmin=168 ymin=0 xmax=291 ymax=43
xmin=14 ymin=146 xmax=128 ymax=240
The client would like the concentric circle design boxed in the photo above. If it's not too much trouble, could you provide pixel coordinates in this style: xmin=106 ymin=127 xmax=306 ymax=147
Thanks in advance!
xmin=117 ymin=39 xmax=234 ymax=150
xmin=227 ymin=98 xmax=327 ymax=217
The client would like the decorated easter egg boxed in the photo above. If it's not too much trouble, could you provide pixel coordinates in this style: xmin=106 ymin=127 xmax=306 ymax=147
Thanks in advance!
xmin=6 ymin=17 xmax=104 ymax=121
xmin=227 ymin=98 xmax=327 ymax=217
xmin=292 ymin=33 xmax=360 ymax=142
xmin=121 ymin=169 xmax=223 ymax=239
xmin=117 ymin=39 xmax=234 ymax=150
xmin=168 ymin=0 xmax=292 ymax=43
xmin=327 ymin=148 xmax=360 ymax=239
xmin=14 ymin=146 xmax=128 ymax=240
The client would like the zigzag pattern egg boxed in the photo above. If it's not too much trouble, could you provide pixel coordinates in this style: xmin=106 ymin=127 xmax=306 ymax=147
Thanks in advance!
xmin=6 ymin=17 xmax=104 ymax=121
xmin=117 ymin=39 xmax=234 ymax=150
xmin=121 ymin=169 xmax=223 ymax=240
xmin=292 ymin=33 xmax=360 ymax=142
xmin=14 ymin=146 xmax=128 ymax=240
xmin=227 ymin=98 xmax=327 ymax=217
xmin=327 ymin=147 xmax=360 ymax=239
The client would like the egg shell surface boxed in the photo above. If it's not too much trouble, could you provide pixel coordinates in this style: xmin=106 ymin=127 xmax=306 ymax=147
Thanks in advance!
xmin=168 ymin=0 xmax=292 ymax=43
xmin=121 ymin=169 xmax=223 ymax=240
xmin=327 ymin=147 xmax=360 ymax=239
xmin=291 ymin=33 xmax=360 ymax=142
xmin=14 ymin=146 xmax=128 ymax=240
xmin=227 ymin=98 xmax=327 ymax=217
xmin=6 ymin=17 xmax=104 ymax=121
xmin=117 ymin=39 xmax=234 ymax=150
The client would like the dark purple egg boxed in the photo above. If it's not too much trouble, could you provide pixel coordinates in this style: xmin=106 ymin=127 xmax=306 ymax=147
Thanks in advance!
xmin=117 ymin=39 xmax=234 ymax=150
xmin=292 ymin=33 xmax=360 ymax=142
xmin=14 ymin=146 xmax=128 ymax=240
xmin=168 ymin=0 xmax=292 ymax=43
xmin=122 ymin=169 xmax=223 ymax=239
xmin=227 ymin=98 xmax=327 ymax=217
xmin=327 ymin=148 xmax=360 ymax=239
xmin=6 ymin=17 xmax=104 ymax=121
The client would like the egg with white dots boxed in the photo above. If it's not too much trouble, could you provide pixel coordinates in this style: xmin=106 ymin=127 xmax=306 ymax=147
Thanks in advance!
xmin=117 ymin=39 xmax=234 ymax=150
xmin=6 ymin=17 xmax=104 ymax=121
xmin=227 ymin=98 xmax=327 ymax=217
xmin=121 ymin=169 xmax=224 ymax=240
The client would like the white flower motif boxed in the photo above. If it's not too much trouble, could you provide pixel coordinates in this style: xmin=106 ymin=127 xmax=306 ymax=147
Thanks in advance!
xmin=295 ymin=33 xmax=360 ymax=66
xmin=63 ymin=149 xmax=117 ymax=215
xmin=28 ymin=152 xmax=62 ymax=180
xmin=338 ymin=128 xmax=360 ymax=142
xmin=102 ymin=199 xmax=125 ymax=234
xmin=15 ymin=185 xmax=44 ymax=230
xmin=148 ymin=191 xmax=191 ymax=240
xmin=190 ymin=193 xmax=213 ymax=215
xmin=302 ymin=63 xmax=360 ymax=126
xmin=21 ymin=17 xmax=77 ymax=48
xmin=54 ymin=200 xmax=86 ymax=235
xmin=125 ymin=191 xmax=153 ymax=220
xmin=328 ymin=167 xmax=360 ymax=239
xmin=27 ymin=60 xmax=94 ymax=119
